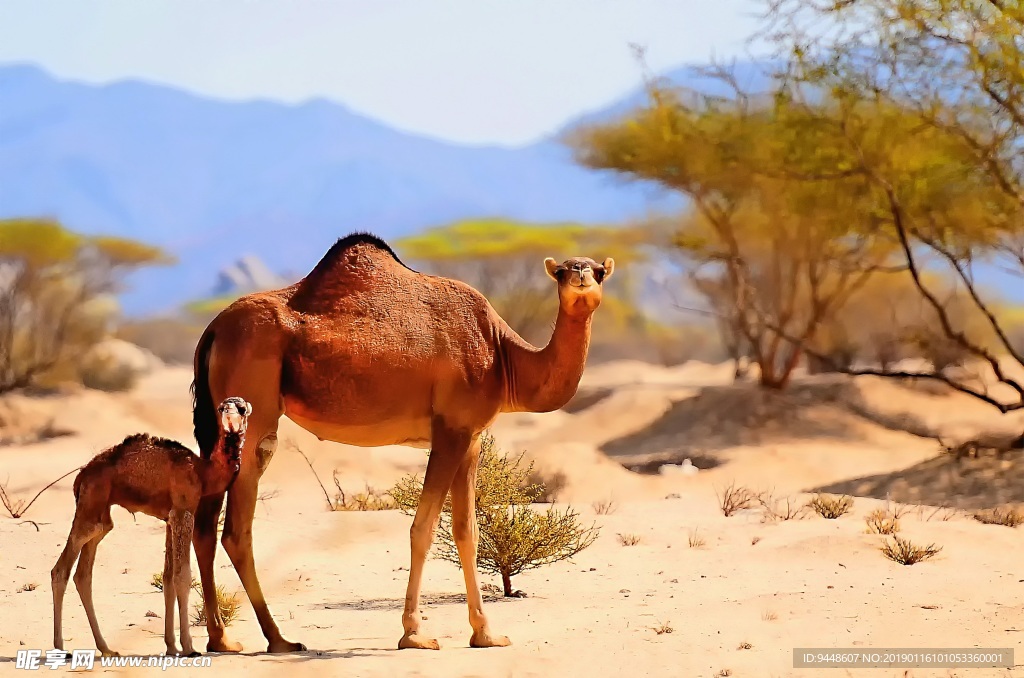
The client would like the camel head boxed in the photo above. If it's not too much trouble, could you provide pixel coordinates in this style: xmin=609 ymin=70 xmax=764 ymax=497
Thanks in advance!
xmin=544 ymin=256 xmax=615 ymax=316
xmin=217 ymin=397 xmax=251 ymax=436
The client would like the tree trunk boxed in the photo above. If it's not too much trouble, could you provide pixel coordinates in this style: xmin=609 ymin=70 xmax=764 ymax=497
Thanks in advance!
xmin=501 ymin=571 xmax=513 ymax=597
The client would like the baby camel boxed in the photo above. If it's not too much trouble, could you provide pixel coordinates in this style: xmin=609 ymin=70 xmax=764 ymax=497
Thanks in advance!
xmin=51 ymin=397 xmax=250 ymax=658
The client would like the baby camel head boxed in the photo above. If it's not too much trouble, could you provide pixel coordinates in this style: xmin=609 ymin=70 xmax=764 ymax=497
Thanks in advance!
xmin=544 ymin=256 xmax=615 ymax=316
xmin=216 ymin=397 xmax=251 ymax=473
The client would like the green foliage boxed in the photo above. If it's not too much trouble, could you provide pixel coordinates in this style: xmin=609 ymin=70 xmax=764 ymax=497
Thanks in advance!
xmin=0 ymin=218 xmax=171 ymax=393
xmin=396 ymin=218 xmax=647 ymax=344
xmin=390 ymin=432 xmax=599 ymax=597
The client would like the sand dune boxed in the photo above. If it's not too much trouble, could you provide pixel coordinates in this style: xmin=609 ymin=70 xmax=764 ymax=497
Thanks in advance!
xmin=2 ymin=360 xmax=1023 ymax=677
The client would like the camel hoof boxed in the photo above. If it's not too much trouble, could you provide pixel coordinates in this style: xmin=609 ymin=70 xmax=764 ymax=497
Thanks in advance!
xmin=100 ymin=650 xmax=120 ymax=658
xmin=186 ymin=651 xmax=202 ymax=658
xmin=206 ymin=638 xmax=243 ymax=653
xmin=398 ymin=634 xmax=441 ymax=650
xmin=267 ymin=639 xmax=306 ymax=653
xmin=470 ymin=632 xmax=512 ymax=648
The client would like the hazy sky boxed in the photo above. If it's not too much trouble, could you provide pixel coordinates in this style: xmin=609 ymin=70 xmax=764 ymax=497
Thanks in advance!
xmin=0 ymin=0 xmax=764 ymax=146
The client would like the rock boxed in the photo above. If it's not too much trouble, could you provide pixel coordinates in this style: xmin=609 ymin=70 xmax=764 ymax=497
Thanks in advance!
xmin=79 ymin=338 xmax=163 ymax=392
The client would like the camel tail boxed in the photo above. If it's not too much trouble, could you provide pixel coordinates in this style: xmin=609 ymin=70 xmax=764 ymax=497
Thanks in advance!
xmin=192 ymin=328 xmax=218 ymax=459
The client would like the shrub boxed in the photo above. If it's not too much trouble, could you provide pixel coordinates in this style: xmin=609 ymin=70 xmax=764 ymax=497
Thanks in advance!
xmin=880 ymin=536 xmax=942 ymax=565
xmin=716 ymin=482 xmax=759 ymax=517
xmin=332 ymin=473 xmax=395 ymax=511
xmin=973 ymin=506 xmax=1024 ymax=527
xmin=758 ymin=493 xmax=807 ymax=522
xmin=150 ymin=572 xmax=200 ymax=593
xmin=865 ymin=509 xmax=900 ymax=535
xmin=592 ymin=499 xmax=617 ymax=515
xmin=390 ymin=432 xmax=599 ymax=597
xmin=78 ymin=350 xmax=140 ymax=392
xmin=688 ymin=529 xmax=706 ymax=548
xmin=190 ymin=584 xmax=240 ymax=627
xmin=617 ymin=533 xmax=642 ymax=546
xmin=807 ymin=494 xmax=853 ymax=519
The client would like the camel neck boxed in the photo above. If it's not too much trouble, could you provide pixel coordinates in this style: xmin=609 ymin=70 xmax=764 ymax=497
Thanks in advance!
xmin=502 ymin=307 xmax=592 ymax=413
xmin=200 ymin=431 xmax=244 ymax=495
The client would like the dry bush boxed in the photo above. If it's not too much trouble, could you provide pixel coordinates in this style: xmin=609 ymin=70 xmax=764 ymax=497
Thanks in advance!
xmin=807 ymin=494 xmax=853 ymax=519
xmin=17 ymin=582 xmax=38 ymax=592
xmin=150 ymin=572 xmax=200 ymax=593
xmin=738 ymin=642 xmax=753 ymax=650
xmin=528 ymin=467 xmax=567 ymax=503
xmin=716 ymin=482 xmax=759 ymax=517
xmin=78 ymin=351 xmax=139 ymax=392
xmin=190 ymin=584 xmax=240 ymax=627
xmin=391 ymin=432 xmax=599 ymax=596
xmin=762 ymin=610 xmax=778 ymax=622
xmin=115 ymin=317 xmax=203 ymax=365
xmin=652 ymin=621 xmax=674 ymax=635
xmin=688 ymin=529 xmax=706 ymax=548
xmin=758 ymin=493 xmax=807 ymax=522
xmin=331 ymin=472 xmax=395 ymax=511
xmin=617 ymin=533 xmax=642 ymax=546
xmin=592 ymin=498 xmax=617 ymax=515
xmin=973 ymin=506 xmax=1024 ymax=527
xmin=917 ymin=504 xmax=961 ymax=522
xmin=865 ymin=509 xmax=901 ymax=535
xmin=881 ymin=536 xmax=942 ymax=565
xmin=0 ymin=481 xmax=26 ymax=518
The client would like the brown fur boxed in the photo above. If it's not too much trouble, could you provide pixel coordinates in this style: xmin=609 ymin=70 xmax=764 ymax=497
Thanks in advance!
xmin=190 ymin=233 xmax=614 ymax=652
xmin=51 ymin=399 xmax=249 ymax=657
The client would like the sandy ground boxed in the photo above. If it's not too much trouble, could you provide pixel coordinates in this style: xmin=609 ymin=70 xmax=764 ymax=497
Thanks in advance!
xmin=2 ymin=361 xmax=1024 ymax=677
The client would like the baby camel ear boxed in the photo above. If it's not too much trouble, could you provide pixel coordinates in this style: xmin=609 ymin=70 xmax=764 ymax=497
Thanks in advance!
xmin=245 ymin=401 xmax=253 ymax=417
xmin=544 ymin=257 xmax=561 ymax=281
xmin=602 ymin=257 xmax=615 ymax=280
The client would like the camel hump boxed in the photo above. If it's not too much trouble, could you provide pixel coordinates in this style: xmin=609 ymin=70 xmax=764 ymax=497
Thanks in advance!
xmin=306 ymin=232 xmax=410 ymax=277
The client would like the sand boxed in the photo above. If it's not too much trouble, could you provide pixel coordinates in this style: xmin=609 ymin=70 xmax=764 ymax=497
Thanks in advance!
xmin=1 ymin=361 xmax=1023 ymax=677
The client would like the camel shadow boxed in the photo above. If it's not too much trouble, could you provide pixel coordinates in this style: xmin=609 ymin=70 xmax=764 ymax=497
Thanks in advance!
xmin=600 ymin=379 xmax=937 ymax=471
xmin=318 ymin=592 xmax=515 ymax=612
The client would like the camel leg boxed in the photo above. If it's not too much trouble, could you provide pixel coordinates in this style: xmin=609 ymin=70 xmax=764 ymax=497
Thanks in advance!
xmin=163 ymin=524 xmax=179 ymax=655
xmin=192 ymin=491 xmax=236 ymax=652
xmin=398 ymin=419 xmax=466 ymax=650
xmin=72 ymin=512 xmax=116 ymax=657
xmin=449 ymin=443 xmax=511 ymax=648
xmin=51 ymin=513 xmax=100 ymax=652
xmin=170 ymin=509 xmax=199 ymax=657
xmin=221 ymin=429 xmax=304 ymax=653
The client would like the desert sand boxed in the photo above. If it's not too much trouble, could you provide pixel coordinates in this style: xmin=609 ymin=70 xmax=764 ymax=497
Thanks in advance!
xmin=2 ymin=361 xmax=1024 ymax=677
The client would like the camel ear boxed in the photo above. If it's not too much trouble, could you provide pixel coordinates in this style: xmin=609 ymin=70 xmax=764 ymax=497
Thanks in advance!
xmin=602 ymin=257 xmax=615 ymax=280
xmin=245 ymin=401 xmax=253 ymax=416
xmin=544 ymin=257 xmax=560 ymax=281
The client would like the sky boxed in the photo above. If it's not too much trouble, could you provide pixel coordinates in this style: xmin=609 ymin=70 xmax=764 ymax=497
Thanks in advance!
xmin=0 ymin=0 xmax=764 ymax=146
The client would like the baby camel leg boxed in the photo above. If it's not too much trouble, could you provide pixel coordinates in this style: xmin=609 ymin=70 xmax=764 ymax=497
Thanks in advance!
xmin=73 ymin=514 xmax=116 ymax=656
xmin=170 ymin=509 xmax=199 ymax=656
xmin=163 ymin=525 xmax=178 ymax=655
xmin=51 ymin=511 xmax=101 ymax=652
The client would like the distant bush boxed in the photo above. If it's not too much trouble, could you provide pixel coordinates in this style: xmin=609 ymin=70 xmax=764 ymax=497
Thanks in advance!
xmin=973 ymin=506 xmax=1024 ymax=528
xmin=78 ymin=350 xmax=140 ymax=392
xmin=391 ymin=432 xmax=599 ymax=596
xmin=807 ymin=494 xmax=853 ymax=519
xmin=116 ymin=318 xmax=204 ymax=365
xmin=0 ymin=218 xmax=172 ymax=394
xmin=880 ymin=536 xmax=941 ymax=565
xmin=865 ymin=509 xmax=900 ymax=535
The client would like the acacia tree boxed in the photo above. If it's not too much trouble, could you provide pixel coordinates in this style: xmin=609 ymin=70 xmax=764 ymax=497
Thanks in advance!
xmin=0 ymin=218 xmax=172 ymax=393
xmin=569 ymin=82 xmax=901 ymax=389
xmin=756 ymin=0 xmax=1024 ymax=413
xmin=395 ymin=218 xmax=648 ymax=345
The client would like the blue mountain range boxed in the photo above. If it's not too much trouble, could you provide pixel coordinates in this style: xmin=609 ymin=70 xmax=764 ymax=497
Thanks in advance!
xmin=0 ymin=63 xmax=703 ymax=314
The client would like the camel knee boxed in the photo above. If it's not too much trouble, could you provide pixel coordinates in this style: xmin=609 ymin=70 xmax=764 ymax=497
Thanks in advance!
xmin=221 ymin=528 xmax=251 ymax=564
xmin=409 ymin=520 xmax=436 ymax=554
xmin=451 ymin=515 xmax=474 ymax=545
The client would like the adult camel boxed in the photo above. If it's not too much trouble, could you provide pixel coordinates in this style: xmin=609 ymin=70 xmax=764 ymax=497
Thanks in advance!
xmin=190 ymin=232 xmax=614 ymax=653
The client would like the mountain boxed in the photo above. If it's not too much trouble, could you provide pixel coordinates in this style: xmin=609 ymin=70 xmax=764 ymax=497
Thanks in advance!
xmin=0 ymin=63 xmax=682 ymax=314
